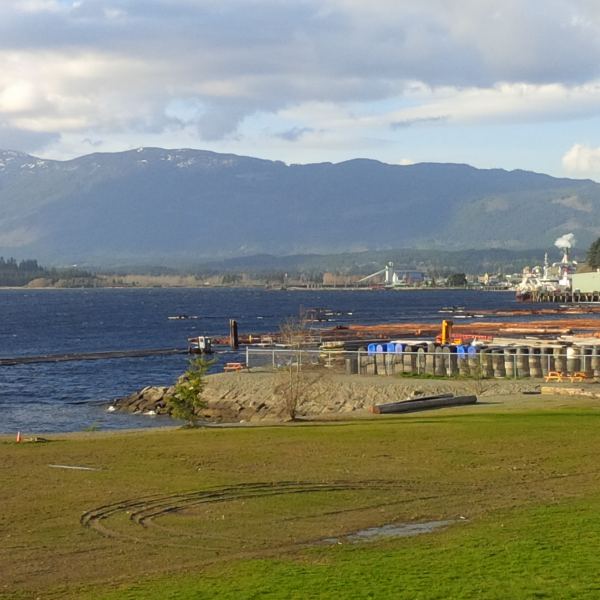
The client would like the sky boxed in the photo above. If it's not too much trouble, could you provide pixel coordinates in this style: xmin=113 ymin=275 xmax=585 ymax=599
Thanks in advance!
xmin=2 ymin=0 xmax=600 ymax=179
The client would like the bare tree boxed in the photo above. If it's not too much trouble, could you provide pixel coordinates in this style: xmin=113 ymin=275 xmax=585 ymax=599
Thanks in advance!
xmin=273 ymin=317 xmax=322 ymax=420
xmin=465 ymin=355 xmax=498 ymax=397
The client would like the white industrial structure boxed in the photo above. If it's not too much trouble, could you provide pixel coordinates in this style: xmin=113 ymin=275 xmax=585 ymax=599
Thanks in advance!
xmin=516 ymin=240 xmax=577 ymax=301
xmin=357 ymin=262 xmax=427 ymax=288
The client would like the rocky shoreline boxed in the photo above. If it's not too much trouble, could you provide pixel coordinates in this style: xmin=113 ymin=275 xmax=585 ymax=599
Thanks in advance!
xmin=109 ymin=371 xmax=543 ymax=423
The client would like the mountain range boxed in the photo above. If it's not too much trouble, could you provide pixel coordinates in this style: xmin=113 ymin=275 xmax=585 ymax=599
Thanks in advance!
xmin=0 ymin=147 xmax=598 ymax=266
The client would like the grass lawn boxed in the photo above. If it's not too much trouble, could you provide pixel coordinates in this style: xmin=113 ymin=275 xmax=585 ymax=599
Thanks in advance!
xmin=2 ymin=404 xmax=600 ymax=599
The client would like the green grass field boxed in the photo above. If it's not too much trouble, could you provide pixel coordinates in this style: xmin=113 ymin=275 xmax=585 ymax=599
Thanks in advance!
xmin=3 ymin=403 xmax=600 ymax=599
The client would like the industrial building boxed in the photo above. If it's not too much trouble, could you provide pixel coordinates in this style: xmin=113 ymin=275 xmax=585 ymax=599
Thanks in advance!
xmin=572 ymin=271 xmax=600 ymax=294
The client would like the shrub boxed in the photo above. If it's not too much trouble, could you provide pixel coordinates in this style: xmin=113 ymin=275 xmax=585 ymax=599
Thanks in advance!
xmin=167 ymin=356 xmax=214 ymax=427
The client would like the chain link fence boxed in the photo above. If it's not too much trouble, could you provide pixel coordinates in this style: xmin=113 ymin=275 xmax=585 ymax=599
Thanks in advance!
xmin=245 ymin=346 xmax=600 ymax=380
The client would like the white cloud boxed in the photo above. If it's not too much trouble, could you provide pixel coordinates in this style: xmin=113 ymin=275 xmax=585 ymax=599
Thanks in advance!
xmin=562 ymin=144 xmax=600 ymax=178
xmin=0 ymin=80 xmax=40 ymax=113
xmin=1 ymin=0 xmax=600 ymax=157
xmin=384 ymin=82 xmax=600 ymax=126
xmin=14 ymin=0 xmax=63 ymax=14
xmin=0 ymin=50 xmax=175 ymax=134
xmin=276 ymin=82 xmax=600 ymax=135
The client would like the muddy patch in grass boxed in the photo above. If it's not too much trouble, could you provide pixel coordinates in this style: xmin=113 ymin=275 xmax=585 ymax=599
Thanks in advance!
xmin=319 ymin=519 xmax=461 ymax=544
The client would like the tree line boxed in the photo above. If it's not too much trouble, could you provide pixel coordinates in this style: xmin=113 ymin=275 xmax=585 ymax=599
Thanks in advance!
xmin=0 ymin=257 xmax=94 ymax=287
xmin=0 ymin=257 xmax=48 ymax=286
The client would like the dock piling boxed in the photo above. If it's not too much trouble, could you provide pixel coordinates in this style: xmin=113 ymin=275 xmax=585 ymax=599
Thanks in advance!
xmin=229 ymin=319 xmax=239 ymax=350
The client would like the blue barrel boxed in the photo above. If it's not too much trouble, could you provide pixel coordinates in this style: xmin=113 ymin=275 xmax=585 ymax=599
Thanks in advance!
xmin=376 ymin=344 xmax=384 ymax=354
xmin=394 ymin=343 xmax=403 ymax=353
xmin=456 ymin=345 xmax=467 ymax=360
xmin=367 ymin=343 xmax=377 ymax=356
xmin=467 ymin=345 xmax=478 ymax=357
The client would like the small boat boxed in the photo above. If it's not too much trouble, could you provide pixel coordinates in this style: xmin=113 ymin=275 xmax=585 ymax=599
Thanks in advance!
xmin=187 ymin=335 xmax=213 ymax=354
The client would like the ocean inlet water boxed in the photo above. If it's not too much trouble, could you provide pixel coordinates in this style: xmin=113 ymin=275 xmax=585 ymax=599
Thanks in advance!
xmin=0 ymin=287 xmax=522 ymax=434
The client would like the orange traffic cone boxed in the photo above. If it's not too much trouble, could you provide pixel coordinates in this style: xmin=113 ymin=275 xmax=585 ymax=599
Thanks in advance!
xmin=16 ymin=431 xmax=22 ymax=443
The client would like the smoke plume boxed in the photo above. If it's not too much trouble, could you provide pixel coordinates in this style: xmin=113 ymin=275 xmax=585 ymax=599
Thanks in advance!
xmin=555 ymin=233 xmax=576 ymax=249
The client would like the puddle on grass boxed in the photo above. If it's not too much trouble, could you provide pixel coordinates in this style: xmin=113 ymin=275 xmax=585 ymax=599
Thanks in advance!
xmin=319 ymin=519 xmax=459 ymax=545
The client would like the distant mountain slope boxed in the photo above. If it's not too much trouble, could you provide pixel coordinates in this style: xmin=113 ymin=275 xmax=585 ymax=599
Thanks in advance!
xmin=0 ymin=147 xmax=598 ymax=264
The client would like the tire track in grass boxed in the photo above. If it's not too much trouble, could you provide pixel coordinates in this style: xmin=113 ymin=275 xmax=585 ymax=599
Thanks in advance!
xmin=80 ymin=480 xmax=404 ymax=548
xmin=81 ymin=469 xmax=600 ymax=552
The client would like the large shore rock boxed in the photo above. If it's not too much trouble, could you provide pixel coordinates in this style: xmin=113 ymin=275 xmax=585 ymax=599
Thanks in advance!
xmin=110 ymin=371 xmax=540 ymax=423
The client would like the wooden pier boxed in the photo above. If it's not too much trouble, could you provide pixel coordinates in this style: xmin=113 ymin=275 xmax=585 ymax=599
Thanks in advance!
xmin=529 ymin=290 xmax=600 ymax=303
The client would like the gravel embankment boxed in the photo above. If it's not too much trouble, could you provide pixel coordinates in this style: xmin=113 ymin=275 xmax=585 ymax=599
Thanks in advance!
xmin=109 ymin=370 xmax=598 ymax=423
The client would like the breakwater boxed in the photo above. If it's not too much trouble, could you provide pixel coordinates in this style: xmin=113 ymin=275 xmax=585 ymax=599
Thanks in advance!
xmin=0 ymin=348 xmax=187 ymax=366
xmin=111 ymin=372 xmax=534 ymax=423
xmin=526 ymin=290 xmax=600 ymax=303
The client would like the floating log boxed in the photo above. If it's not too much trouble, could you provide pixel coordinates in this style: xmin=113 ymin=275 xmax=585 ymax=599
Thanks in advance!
xmin=0 ymin=348 xmax=186 ymax=366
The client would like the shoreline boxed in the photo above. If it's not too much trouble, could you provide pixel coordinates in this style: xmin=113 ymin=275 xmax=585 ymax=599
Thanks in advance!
xmin=82 ymin=371 xmax=600 ymax=427
xmin=0 ymin=284 xmax=511 ymax=292
xmin=3 ymin=383 xmax=599 ymax=439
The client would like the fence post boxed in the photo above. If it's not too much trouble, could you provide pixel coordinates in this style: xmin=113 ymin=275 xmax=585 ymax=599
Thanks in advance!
xmin=272 ymin=349 xmax=275 ymax=369
xmin=246 ymin=346 xmax=249 ymax=369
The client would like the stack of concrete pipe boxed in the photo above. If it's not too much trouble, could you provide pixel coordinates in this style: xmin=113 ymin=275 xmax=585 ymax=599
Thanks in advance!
xmin=360 ymin=342 xmax=600 ymax=379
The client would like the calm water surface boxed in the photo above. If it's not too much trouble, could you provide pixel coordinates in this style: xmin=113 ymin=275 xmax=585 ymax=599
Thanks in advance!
xmin=0 ymin=288 xmax=526 ymax=433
